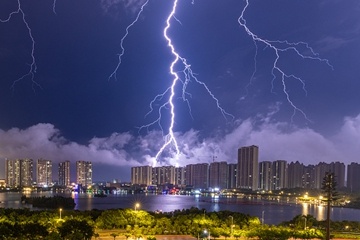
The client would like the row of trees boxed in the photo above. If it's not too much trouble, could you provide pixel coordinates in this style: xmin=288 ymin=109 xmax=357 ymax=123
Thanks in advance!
xmin=0 ymin=206 xmax=359 ymax=239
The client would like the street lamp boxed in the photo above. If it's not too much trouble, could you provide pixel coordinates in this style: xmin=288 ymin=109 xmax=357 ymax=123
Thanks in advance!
xmin=59 ymin=208 xmax=62 ymax=219
xmin=135 ymin=203 xmax=140 ymax=211
xmin=204 ymin=230 xmax=210 ymax=240
xmin=302 ymin=215 xmax=307 ymax=230
xmin=229 ymin=216 xmax=234 ymax=236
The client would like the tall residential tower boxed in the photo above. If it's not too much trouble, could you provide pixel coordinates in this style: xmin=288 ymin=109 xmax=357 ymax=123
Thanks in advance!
xmin=76 ymin=161 xmax=92 ymax=189
xmin=58 ymin=160 xmax=71 ymax=187
xmin=237 ymin=145 xmax=259 ymax=190
xmin=36 ymin=159 xmax=52 ymax=187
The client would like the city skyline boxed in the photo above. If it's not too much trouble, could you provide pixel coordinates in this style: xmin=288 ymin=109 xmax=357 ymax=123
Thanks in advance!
xmin=131 ymin=157 xmax=358 ymax=192
xmin=2 ymin=153 xmax=355 ymax=186
xmin=1 ymin=1 xmax=360 ymax=181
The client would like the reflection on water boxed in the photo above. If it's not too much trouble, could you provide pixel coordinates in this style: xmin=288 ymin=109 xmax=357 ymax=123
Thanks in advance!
xmin=0 ymin=192 xmax=359 ymax=225
xmin=302 ymin=203 xmax=325 ymax=220
xmin=302 ymin=203 xmax=309 ymax=216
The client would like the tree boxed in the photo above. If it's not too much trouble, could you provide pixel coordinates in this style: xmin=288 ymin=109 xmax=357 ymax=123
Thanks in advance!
xmin=58 ymin=219 xmax=94 ymax=240
xmin=322 ymin=171 xmax=338 ymax=240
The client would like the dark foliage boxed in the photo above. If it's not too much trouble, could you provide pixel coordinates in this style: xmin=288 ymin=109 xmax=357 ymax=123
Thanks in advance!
xmin=22 ymin=195 xmax=76 ymax=209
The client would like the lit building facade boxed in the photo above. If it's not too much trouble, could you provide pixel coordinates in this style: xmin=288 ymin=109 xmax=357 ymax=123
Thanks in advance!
xmin=314 ymin=162 xmax=345 ymax=189
xmin=271 ymin=160 xmax=287 ymax=190
xmin=76 ymin=161 xmax=92 ymax=189
xmin=209 ymin=161 xmax=228 ymax=189
xmin=36 ymin=159 xmax=52 ymax=187
xmin=175 ymin=167 xmax=186 ymax=186
xmin=131 ymin=166 xmax=152 ymax=185
xmin=227 ymin=163 xmax=237 ymax=189
xmin=287 ymin=161 xmax=304 ymax=189
xmin=58 ymin=160 xmax=71 ymax=187
xmin=5 ymin=158 xmax=33 ymax=188
xmin=303 ymin=164 xmax=315 ymax=189
xmin=259 ymin=161 xmax=272 ymax=191
xmin=237 ymin=145 xmax=259 ymax=190
xmin=152 ymin=166 xmax=176 ymax=185
xmin=185 ymin=163 xmax=209 ymax=189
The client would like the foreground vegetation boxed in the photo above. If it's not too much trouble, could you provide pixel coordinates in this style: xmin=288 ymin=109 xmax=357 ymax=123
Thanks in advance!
xmin=0 ymin=207 xmax=360 ymax=239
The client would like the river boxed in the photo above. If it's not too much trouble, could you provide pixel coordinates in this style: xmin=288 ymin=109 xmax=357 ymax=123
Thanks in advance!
xmin=0 ymin=192 xmax=359 ymax=225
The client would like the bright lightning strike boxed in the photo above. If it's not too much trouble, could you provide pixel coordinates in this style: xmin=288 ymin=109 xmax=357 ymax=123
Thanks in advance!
xmin=139 ymin=0 xmax=233 ymax=166
xmin=0 ymin=0 xmax=40 ymax=91
xmin=53 ymin=0 xmax=57 ymax=15
xmin=239 ymin=0 xmax=333 ymax=121
xmin=108 ymin=0 xmax=150 ymax=81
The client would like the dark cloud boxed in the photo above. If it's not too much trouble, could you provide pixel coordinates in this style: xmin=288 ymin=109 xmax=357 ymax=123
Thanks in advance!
xmin=2 ymin=113 xmax=360 ymax=181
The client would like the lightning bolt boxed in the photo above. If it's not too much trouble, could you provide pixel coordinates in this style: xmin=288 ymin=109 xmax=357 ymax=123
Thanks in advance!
xmin=239 ymin=0 xmax=333 ymax=121
xmin=1 ymin=0 xmax=40 ymax=91
xmin=108 ymin=0 xmax=150 ymax=81
xmin=139 ymin=0 xmax=233 ymax=166
xmin=53 ymin=0 xmax=57 ymax=15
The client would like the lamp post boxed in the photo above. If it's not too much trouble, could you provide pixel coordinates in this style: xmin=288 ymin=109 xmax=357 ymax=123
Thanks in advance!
xmin=135 ymin=203 xmax=140 ymax=211
xmin=229 ymin=216 xmax=233 ymax=236
xmin=302 ymin=215 xmax=307 ymax=230
xmin=59 ymin=208 xmax=62 ymax=219
xmin=204 ymin=230 xmax=210 ymax=240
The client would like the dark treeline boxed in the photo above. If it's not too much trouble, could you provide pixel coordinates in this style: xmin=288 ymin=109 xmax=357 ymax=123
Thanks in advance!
xmin=21 ymin=195 xmax=76 ymax=209
xmin=0 ymin=207 xmax=359 ymax=239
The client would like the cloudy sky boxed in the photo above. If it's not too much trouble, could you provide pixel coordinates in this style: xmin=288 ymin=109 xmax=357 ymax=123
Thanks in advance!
xmin=0 ymin=0 xmax=359 ymax=182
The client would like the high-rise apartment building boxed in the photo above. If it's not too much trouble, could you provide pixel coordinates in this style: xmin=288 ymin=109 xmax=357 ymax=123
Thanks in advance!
xmin=152 ymin=166 xmax=176 ymax=185
xmin=5 ymin=159 xmax=33 ymax=187
xmin=314 ymin=162 xmax=345 ymax=189
xmin=76 ymin=161 xmax=92 ymax=189
xmin=314 ymin=162 xmax=330 ymax=189
xmin=131 ymin=166 xmax=152 ymax=185
xmin=37 ymin=159 xmax=52 ymax=187
xmin=5 ymin=159 xmax=21 ymax=187
xmin=237 ymin=145 xmax=259 ymax=190
xmin=227 ymin=163 xmax=237 ymax=189
xmin=175 ymin=167 xmax=186 ymax=186
xmin=303 ymin=164 xmax=315 ymax=189
xmin=347 ymin=162 xmax=360 ymax=192
xmin=271 ymin=160 xmax=287 ymax=190
xmin=185 ymin=163 xmax=209 ymax=189
xmin=330 ymin=162 xmax=345 ymax=188
xmin=58 ymin=160 xmax=71 ymax=187
xmin=259 ymin=161 xmax=272 ymax=191
xmin=209 ymin=161 xmax=228 ymax=189
xmin=287 ymin=161 xmax=304 ymax=189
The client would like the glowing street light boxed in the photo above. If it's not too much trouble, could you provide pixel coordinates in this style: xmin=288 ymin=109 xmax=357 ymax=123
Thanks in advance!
xmin=59 ymin=208 xmax=62 ymax=219
xmin=204 ymin=230 xmax=210 ymax=240
xmin=135 ymin=203 xmax=140 ymax=211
